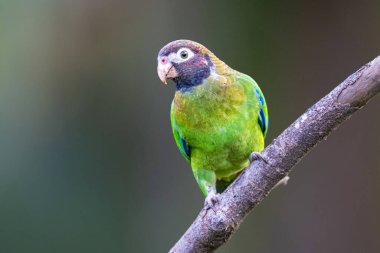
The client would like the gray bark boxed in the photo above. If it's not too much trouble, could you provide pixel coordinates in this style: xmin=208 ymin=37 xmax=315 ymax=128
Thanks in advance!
xmin=169 ymin=55 xmax=380 ymax=253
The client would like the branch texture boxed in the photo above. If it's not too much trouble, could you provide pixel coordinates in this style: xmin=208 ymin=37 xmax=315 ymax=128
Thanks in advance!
xmin=169 ymin=55 xmax=380 ymax=253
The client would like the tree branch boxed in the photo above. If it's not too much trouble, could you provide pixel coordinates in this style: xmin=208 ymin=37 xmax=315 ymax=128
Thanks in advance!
xmin=169 ymin=55 xmax=380 ymax=253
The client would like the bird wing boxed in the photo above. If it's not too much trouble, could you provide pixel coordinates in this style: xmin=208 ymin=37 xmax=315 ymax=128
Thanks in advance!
xmin=255 ymin=84 xmax=269 ymax=137
xmin=170 ymin=101 xmax=191 ymax=162
xmin=238 ymin=73 xmax=269 ymax=137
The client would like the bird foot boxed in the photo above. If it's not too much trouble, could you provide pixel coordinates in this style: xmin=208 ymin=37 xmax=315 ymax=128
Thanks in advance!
xmin=249 ymin=152 xmax=268 ymax=164
xmin=204 ymin=192 xmax=220 ymax=212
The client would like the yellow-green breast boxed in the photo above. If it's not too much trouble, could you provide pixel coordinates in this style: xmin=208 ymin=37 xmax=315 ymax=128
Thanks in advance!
xmin=171 ymin=72 xmax=265 ymax=180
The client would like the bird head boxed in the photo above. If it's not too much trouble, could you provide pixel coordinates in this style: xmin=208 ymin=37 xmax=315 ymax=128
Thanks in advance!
xmin=157 ymin=40 xmax=228 ymax=90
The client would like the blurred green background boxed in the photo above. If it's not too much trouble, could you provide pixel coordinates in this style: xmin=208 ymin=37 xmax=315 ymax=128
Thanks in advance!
xmin=0 ymin=0 xmax=379 ymax=252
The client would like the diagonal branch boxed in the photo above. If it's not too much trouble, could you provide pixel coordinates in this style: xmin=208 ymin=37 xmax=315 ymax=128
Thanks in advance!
xmin=169 ymin=55 xmax=380 ymax=253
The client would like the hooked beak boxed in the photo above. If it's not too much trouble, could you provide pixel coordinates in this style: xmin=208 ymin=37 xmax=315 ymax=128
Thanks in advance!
xmin=157 ymin=57 xmax=178 ymax=85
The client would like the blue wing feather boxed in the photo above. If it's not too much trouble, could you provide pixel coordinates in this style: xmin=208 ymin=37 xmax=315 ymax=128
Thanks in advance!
xmin=180 ymin=137 xmax=190 ymax=158
xmin=254 ymin=85 xmax=269 ymax=137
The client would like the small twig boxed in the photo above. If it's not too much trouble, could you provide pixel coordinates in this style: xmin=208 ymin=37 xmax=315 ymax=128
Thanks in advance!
xmin=169 ymin=55 xmax=380 ymax=253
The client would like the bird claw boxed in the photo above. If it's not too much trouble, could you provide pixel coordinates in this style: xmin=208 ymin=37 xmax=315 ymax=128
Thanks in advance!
xmin=249 ymin=152 xmax=268 ymax=164
xmin=204 ymin=192 xmax=220 ymax=212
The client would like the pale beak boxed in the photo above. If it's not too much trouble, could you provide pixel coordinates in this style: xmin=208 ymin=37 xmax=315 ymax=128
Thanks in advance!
xmin=157 ymin=57 xmax=178 ymax=85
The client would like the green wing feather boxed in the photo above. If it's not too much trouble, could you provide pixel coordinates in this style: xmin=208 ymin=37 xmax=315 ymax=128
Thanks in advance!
xmin=170 ymin=101 xmax=190 ymax=162
xmin=238 ymin=73 xmax=269 ymax=137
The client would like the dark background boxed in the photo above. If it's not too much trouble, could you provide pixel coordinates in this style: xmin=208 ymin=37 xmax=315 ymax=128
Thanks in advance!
xmin=0 ymin=1 xmax=379 ymax=252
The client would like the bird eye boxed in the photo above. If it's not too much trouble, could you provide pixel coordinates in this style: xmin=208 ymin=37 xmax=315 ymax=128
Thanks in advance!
xmin=180 ymin=50 xmax=188 ymax=59
xmin=173 ymin=48 xmax=193 ymax=63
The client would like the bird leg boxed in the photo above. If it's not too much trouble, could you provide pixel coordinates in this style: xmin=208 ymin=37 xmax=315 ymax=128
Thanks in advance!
xmin=193 ymin=168 xmax=220 ymax=210
xmin=204 ymin=186 xmax=220 ymax=211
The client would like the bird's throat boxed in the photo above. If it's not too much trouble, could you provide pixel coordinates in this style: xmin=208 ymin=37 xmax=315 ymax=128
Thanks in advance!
xmin=174 ymin=67 xmax=211 ymax=92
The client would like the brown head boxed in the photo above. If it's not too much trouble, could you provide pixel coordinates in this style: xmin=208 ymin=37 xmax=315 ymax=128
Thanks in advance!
xmin=157 ymin=40 xmax=229 ymax=91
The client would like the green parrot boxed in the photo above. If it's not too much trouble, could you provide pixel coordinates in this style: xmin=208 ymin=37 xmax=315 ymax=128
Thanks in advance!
xmin=157 ymin=40 xmax=268 ymax=204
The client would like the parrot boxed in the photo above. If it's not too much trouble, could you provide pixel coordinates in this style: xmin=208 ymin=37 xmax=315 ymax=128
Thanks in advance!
xmin=157 ymin=40 xmax=269 ymax=205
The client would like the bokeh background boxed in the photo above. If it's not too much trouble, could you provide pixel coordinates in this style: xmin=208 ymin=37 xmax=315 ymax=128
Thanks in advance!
xmin=0 ymin=0 xmax=379 ymax=252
